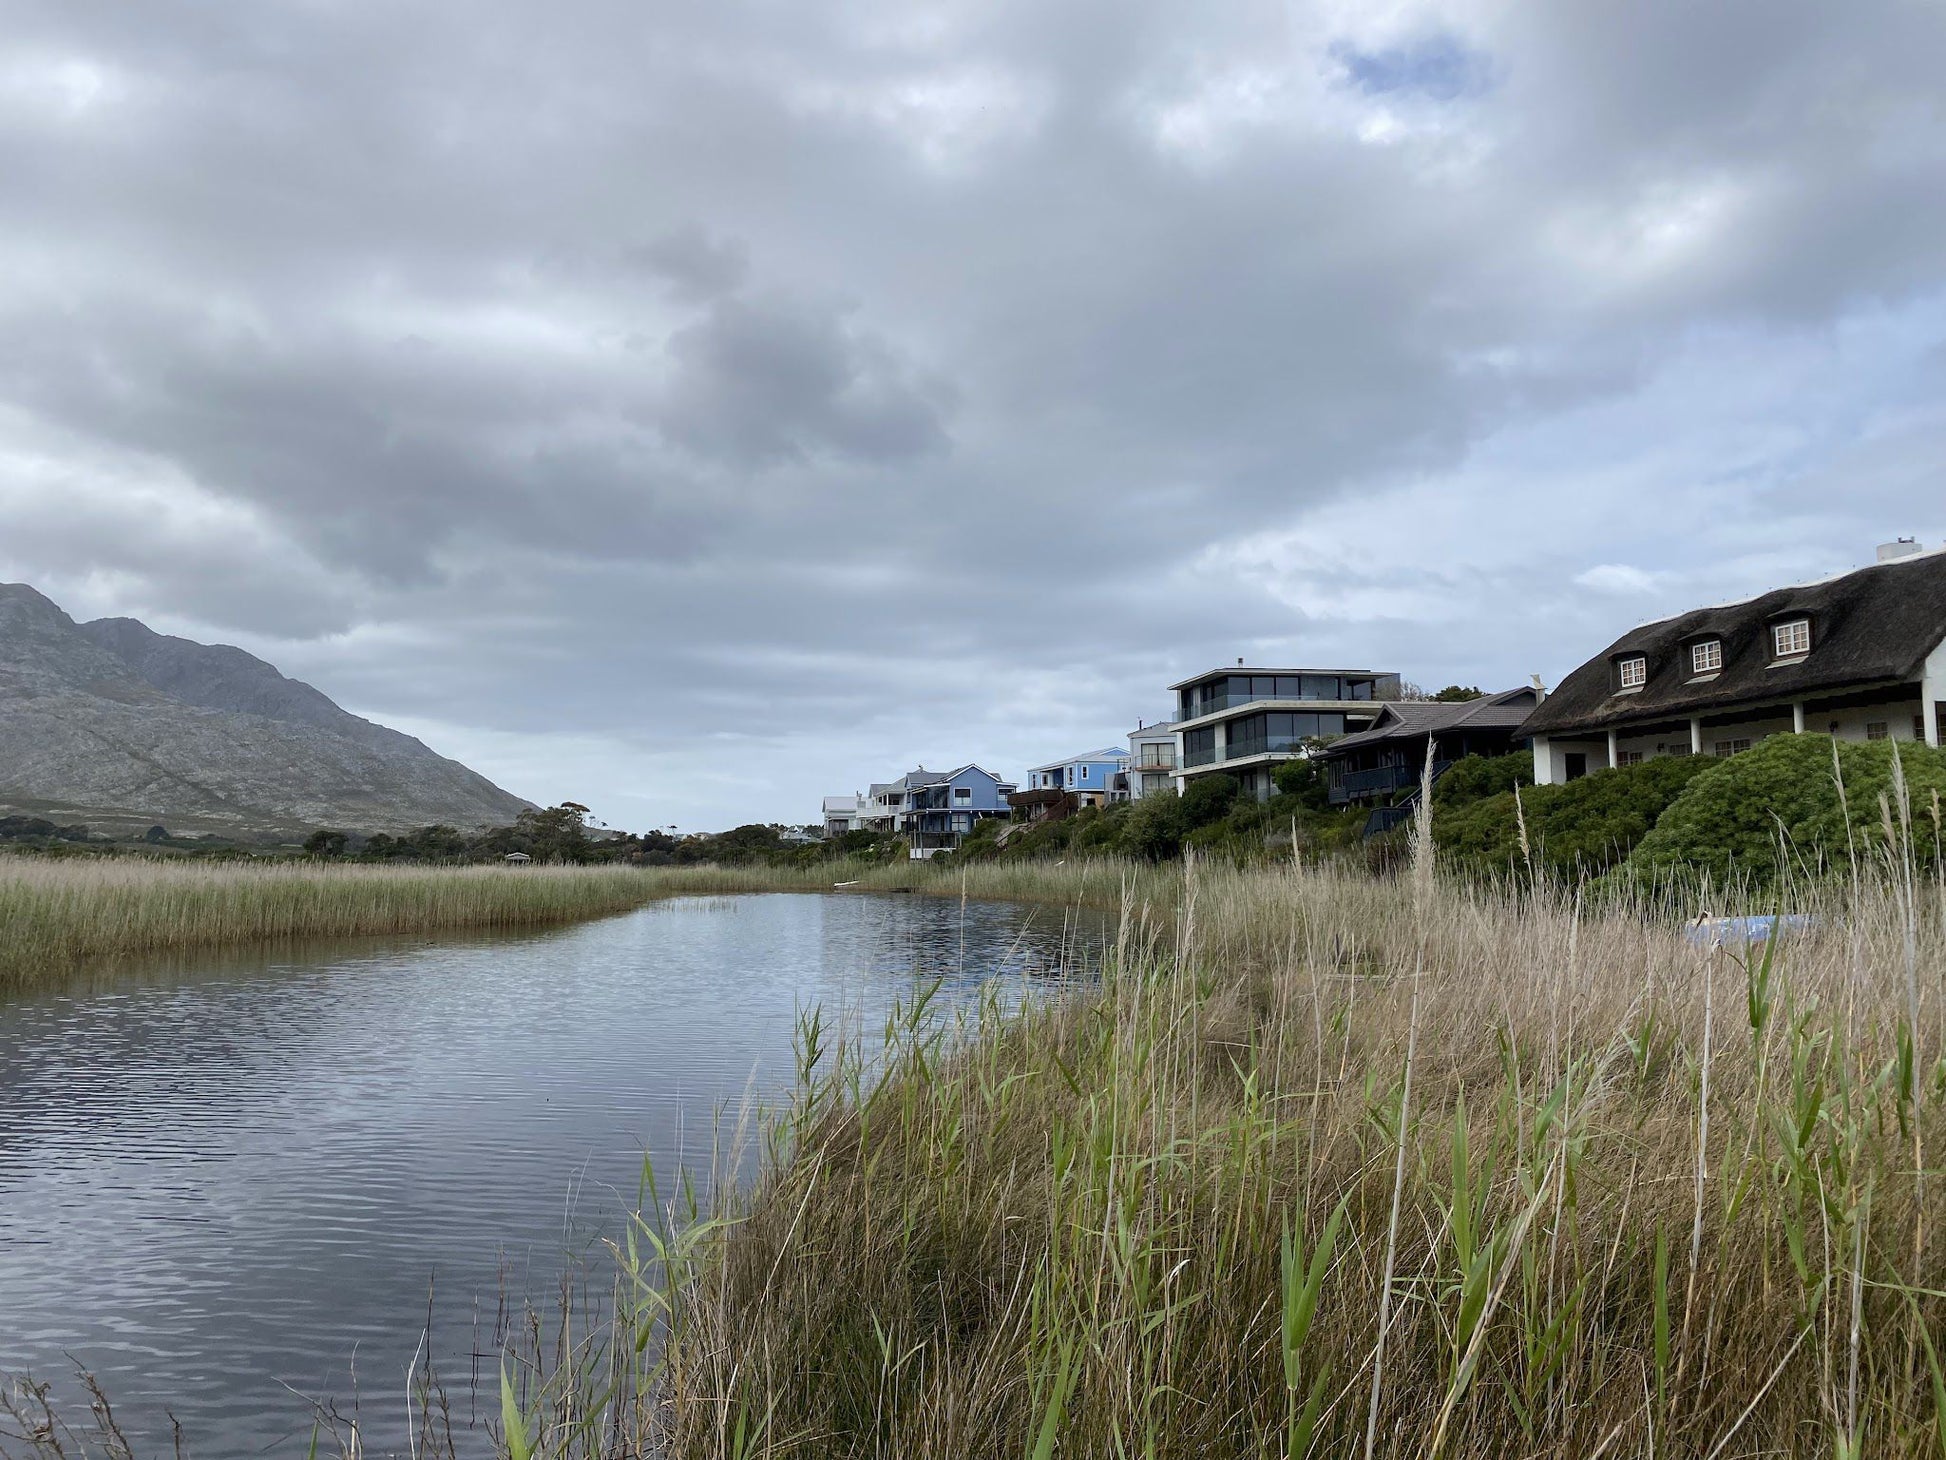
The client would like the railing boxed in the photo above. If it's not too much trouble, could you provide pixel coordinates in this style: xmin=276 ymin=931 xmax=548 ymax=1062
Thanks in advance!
xmin=1364 ymin=805 xmax=1416 ymax=837
xmin=1330 ymin=760 xmax=1455 ymax=806
xmin=1329 ymin=764 xmax=1416 ymax=805
xmin=1182 ymin=746 xmax=1218 ymax=768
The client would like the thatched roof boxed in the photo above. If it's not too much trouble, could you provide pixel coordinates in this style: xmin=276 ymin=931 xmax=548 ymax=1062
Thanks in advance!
xmin=1520 ymin=550 xmax=1946 ymax=739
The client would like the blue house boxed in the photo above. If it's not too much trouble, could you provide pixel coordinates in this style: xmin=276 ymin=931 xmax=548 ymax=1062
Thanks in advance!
xmin=1025 ymin=747 xmax=1132 ymax=807
xmin=897 ymin=764 xmax=1017 ymax=857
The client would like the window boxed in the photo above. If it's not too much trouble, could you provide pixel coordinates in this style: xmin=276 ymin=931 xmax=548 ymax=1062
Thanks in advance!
xmin=1183 ymin=727 xmax=1218 ymax=767
xmin=1866 ymin=722 xmax=1889 ymax=742
xmin=1690 ymin=640 xmax=1722 ymax=675
xmin=1917 ymin=716 xmax=1928 ymax=742
xmin=1617 ymin=750 xmax=1644 ymax=767
xmin=1618 ymin=655 xmax=1647 ymax=690
xmin=954 ymin=786 xmax=971 ymax=802
xmin=1772 ymin=618 xmax=1811 ymax=659
xmin=1667 ymin=745 xmax=1692 ymax=757
xmin=1714 ymin=738 xmax=1752 ymax=758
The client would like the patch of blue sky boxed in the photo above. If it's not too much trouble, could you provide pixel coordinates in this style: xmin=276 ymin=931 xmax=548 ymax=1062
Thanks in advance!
xmin=1330 ymin=33 xmax=1493 ymax=104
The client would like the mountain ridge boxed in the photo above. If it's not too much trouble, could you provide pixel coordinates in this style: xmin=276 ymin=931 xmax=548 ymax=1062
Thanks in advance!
xmin=0 ymin=583 xmax=534 ymax=836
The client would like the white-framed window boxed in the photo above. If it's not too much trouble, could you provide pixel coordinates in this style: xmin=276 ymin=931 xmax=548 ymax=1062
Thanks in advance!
xmin=1866 ymin=722 xmax=1889 ymax=742
xmin=1772 ymin=618 xmax=1811 ymax=658
xmin=1690 ymin=640 xmax=1723 ymax=675
xmin=1714 ymin=738 xmax=1752 ymax=758
xmin=1618 ymin=655 xmax=1648 ymax=690
xmin=954 ymin=786 xmax=972 ymax=801
xmin=1616 ymin=750 xmax=1644 ymax=767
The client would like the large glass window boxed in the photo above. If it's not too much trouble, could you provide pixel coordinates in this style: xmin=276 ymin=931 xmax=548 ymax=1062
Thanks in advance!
xmin=1222 ymin=713 xmax=1343 ymax=759
xmin=1183 ymin=727 xmax=1217 ymax=767
xmin=1301 ymin=675 xmax=1340 ymax=700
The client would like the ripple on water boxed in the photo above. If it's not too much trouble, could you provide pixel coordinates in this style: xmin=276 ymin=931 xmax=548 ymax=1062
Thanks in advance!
xmin=0 ymin=892 xmax=1092 ymax=1456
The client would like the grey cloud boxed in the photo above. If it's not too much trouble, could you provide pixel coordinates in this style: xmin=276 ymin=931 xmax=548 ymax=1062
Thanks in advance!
xmin=658 ymin=294 xmax=954 ymax=467
xmin=629 ymin=225 xmax=752 ymax=301
xmin=4 ymin=0 xmax=1946 ymax=824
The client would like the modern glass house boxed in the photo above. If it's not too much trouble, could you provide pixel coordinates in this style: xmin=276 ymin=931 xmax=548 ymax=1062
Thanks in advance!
xmin=1169 ymin=665 xmax=1401 ymax=801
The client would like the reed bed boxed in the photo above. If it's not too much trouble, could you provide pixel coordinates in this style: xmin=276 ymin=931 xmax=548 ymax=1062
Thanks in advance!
xmin=507 ymin=852 xmax=1946 ymax=1456
xmin=0 ymin=858 xmax=676 ymax=992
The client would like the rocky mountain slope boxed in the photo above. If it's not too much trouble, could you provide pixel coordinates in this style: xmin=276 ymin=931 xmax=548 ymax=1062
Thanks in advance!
xmin=0 ymin=583 xmax=533 ymax=836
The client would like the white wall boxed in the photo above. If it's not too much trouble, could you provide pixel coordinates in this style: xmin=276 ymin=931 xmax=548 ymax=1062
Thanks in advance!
xmin=1922 ymin=637 xmax=1946 ymax=746
xmin=1812 ymin=700 xmax=1924 ymax=743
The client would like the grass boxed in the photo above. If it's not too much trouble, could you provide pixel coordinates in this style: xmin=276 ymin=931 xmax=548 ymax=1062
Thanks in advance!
xmin=501 ymin=847 xmax=1946 ymax=1456
xmin=17 ymin=827 xmax=1946 ymax=1456
xmin=0 ymin=852 xmax=1157 ymax=998
xmin=0 ymin=858 xmax=718 ymax=993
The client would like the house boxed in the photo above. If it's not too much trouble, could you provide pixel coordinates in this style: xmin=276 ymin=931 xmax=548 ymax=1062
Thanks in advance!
xmin=1518 ymin=541 xmax=1946 ymax=785
xmin=1317 ymin=688 xmax=1542 ymax=832
xmin=857 ymin=780 xmax=908 ymax=834
xmin=1127 ymin=719 xmax=1178 ymax=799
xmin=894 ymin=765 xmax=1017 ymax=857
xmin=1024 ymin=748 xmax=1131 ymax=808
xmin=1171 ymin=664 xmax=1401 ymax=801
xmin=821 ymin=793 xmax=863 ymax=837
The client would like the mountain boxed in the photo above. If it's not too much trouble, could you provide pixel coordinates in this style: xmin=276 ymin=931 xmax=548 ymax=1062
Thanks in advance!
xmin=0 ymin=583 xmax=533 ymax=837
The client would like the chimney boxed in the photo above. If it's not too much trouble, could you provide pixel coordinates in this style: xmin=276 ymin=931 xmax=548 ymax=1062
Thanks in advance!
xmin=1236 ymin=657 xmax=1245 ymax=666
xmin=1878 ymin=538 xmax=1924 ymax=563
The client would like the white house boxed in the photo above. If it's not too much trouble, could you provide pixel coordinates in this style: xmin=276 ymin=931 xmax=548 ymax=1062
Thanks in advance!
xmin=1519 ymin=541 xmax=1946 ymax=784
xmin=1170 ymin=665 xmax=1400 ymax=801
xmin=821 ymin=794 xmax=863 ymax=837
xmin=1126 ymin=718 xmax=1178 ymax=799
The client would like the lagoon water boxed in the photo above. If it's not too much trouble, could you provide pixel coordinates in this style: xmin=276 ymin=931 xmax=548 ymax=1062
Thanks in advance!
xmin=0 ymin=892 xmax=1088 ymax=1457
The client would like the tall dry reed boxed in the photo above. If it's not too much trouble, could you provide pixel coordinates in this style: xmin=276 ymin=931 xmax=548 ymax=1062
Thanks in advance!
xmin=574 ymin=860 xmax=1946 ymax=1459
xmin=0 ymin=858 xmax=665 ymax=991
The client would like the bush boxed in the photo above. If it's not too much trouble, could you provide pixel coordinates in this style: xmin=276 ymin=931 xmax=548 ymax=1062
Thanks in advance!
xmin=1431 ymin=752 xmax=1535 ymax=810
xmin=1626 ymin=734 xmax=1946 ymax=886
xmin=1437 ymin=754 xmax=1714 ymax=879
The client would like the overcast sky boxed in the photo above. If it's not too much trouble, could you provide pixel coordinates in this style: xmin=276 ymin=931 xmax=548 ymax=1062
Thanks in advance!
xmin=5 ymin=0 xmax=1946 ymax=830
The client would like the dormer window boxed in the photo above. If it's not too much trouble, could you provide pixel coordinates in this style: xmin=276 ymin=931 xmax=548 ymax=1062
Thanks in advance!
xmin=1772 ymin=618 xmax=1811 ymax=660
xmin=1690 ymin=639 xmax=1723 ymax=676
xmin=1617 ymin=655 xmax=1647 ymax=691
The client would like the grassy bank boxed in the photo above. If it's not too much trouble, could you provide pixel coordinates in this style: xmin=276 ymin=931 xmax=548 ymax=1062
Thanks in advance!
xmin=0 ymin=855 xmax=1155 ymax=997
xmin=522 ymin=849 xmax=1946 ymax=1458
xmin=0 ymin=859 xmax=699 ymax=993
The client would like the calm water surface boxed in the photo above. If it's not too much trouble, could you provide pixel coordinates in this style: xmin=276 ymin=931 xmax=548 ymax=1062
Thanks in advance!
xmin=0 ymin=892 xmax=1089 ymax=1457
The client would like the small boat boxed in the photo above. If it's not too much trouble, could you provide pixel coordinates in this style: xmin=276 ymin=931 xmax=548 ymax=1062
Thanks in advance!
xmin=1685 ymin=913 xmax=1816 ymax=950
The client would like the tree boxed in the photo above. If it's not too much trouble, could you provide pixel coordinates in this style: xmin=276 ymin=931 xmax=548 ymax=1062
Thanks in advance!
xmin=1430 ymin=685 xmax=1485 ymax=702
xmin=303 ymin=829 xmax=348 ymax=858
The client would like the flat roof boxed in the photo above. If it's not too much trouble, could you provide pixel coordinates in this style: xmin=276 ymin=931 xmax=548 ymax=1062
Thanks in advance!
xmin=1167 ymin=666 xmax=1392 ymax=691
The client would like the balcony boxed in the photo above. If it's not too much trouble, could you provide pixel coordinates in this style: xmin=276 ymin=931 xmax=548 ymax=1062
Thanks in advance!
xmin=1329 ymin=761 xmax=1453 ymax=806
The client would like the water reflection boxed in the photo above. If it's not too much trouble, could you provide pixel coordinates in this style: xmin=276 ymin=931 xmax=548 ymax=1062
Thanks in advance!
xmin=0 ymin=892 xmax=1093 ymax=1457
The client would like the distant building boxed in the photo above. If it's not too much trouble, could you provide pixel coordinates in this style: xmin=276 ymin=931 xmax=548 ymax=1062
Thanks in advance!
xmin=1316 ymin=688 xmax=1542 ymax=834
xmin=821 ymin=794 xmax=863 ymax=837
xmin=1024 ymin=747 xmax=1131 ymax=808
xmin=1171 ymin=665 xmax=1400 ymax=801
xmin=894 ymin=765 xmax=1017 ymax=857
xmin=1519 ymin=542 xmax=1946 ymax=785
xmin=502 ymin=851 xmax=532 ymax=864
xmin=1126 ymin=719 xmax=1178 ymax=799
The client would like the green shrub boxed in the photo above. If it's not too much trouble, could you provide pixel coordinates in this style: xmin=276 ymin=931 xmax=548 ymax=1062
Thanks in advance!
xmin=1627 ymin=734 xmax=1946 ymax=885
xmin=1432 ymin=751 xmax=1535 ymax=810
xmin=1437 ymin=753 xmax=1714 ymax=879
